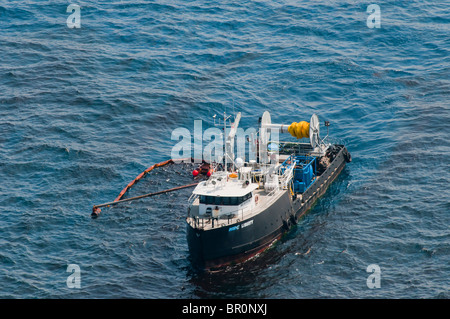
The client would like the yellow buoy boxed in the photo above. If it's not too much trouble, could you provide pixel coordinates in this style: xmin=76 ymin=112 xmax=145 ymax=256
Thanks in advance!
xmin=288 ymin=121 xmax=310 ymax=139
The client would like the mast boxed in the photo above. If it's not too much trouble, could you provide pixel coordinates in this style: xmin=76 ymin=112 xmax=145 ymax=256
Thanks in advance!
xmin=226 ymin=112 xmax=241 ymax=171
xmin=224 ymin=112 xmax=227 ymax=170
xmin=217 ymin=111 xmax=241 ymax=171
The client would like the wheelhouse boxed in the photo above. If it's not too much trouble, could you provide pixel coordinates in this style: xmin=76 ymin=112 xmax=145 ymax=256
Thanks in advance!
xmin=199 ymin=193 xmax=253 ymax=206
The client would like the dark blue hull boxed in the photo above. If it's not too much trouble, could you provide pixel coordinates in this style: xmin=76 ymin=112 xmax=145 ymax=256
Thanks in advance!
xmin=187 ymin=145 xmax=350 ymax=270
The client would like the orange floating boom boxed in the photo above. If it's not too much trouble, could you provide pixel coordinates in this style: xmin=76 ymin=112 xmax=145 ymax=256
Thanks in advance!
xmin=113 ymin=159 xmax=174 ymax=202
xmin=91 ymin=157 xmax=196 ymax=218
xmin=91 ymin=182 xmax=199 ymax=218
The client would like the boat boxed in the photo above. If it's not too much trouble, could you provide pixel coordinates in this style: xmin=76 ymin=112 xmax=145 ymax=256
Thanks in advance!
xmin=186 ymin=111 xmax=351 ymax=271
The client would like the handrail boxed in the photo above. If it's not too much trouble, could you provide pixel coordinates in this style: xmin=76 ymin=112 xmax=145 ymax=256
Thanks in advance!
xmin=187 ymin=204 xmax=251 ymax=230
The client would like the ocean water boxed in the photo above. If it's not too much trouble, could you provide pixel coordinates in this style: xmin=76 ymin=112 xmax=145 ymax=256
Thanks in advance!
xmin=0 ymin=0 xmax=448 ymax=299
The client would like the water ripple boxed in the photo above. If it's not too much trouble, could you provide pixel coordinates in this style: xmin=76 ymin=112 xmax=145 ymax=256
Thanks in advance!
xmin=0 ymin=0 xmax=448 ymax=299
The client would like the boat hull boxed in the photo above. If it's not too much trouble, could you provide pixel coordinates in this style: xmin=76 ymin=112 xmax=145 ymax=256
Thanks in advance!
xmin=187 ymin=190 xmax=292 ymax=270
xmin=186 ymin=145 xmax=350 ymax=271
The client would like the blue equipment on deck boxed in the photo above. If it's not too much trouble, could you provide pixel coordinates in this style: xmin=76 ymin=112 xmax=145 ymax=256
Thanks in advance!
xmin=282 ymin=155 xmax=316 ymax=194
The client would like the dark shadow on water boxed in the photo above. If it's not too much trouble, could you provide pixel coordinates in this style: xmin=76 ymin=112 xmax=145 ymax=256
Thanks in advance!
xmin=184 ymin=242 xmax=289 ymax=298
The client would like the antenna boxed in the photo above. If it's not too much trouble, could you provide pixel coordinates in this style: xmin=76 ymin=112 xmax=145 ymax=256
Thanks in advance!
xmin=226 ymin=112 xmax=241 ymax=170
xmin=213 ymin=109 xmax=240 ymax=171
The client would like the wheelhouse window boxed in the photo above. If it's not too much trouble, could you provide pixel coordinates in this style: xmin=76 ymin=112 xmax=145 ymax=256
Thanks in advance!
xmin=199 ymin=193 xmax=252 ymax=206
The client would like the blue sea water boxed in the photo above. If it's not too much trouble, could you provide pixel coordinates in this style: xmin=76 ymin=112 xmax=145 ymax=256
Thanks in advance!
xmin=0 ymin=0 xmax=449 ymax=299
